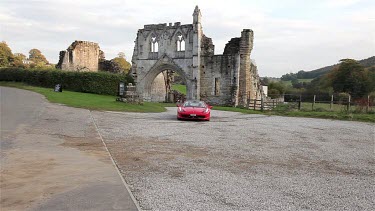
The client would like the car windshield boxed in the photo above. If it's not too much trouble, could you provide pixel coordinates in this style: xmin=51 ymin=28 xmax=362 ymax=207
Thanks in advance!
xmin=183 ymin=101 xmax=206 ymax=108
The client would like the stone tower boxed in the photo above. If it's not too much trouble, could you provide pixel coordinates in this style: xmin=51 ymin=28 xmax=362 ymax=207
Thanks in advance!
xmin=238 ymin=29 xmax=254 ymax=106
xmin=57 ymin=41 xmax=100 ymax=72
xmin=192 ymin=6 xmax=202 ymax=100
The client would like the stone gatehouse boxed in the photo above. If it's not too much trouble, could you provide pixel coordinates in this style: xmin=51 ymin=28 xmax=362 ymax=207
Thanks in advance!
xmin=131 ymin=6 xmax=263 ymax=106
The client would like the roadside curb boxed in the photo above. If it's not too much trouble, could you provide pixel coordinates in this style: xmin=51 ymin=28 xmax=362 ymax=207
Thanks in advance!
xmin=89 ymin=110 xmax=142 ymax=211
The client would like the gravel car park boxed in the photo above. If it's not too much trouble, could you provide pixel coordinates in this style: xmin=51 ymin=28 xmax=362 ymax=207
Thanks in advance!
xmin=92 ymin=108 xmax=374 ymax=210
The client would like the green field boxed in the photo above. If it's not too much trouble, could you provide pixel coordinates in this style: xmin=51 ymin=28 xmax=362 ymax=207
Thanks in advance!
xmin=301 ymin=102 xmax=354 ymax=112
xmin=172 ymin=84 xmax=187 ymax=95
xmin=0 ymin=82 xmax=174 ymax=112
xmin=1 ymin=82 xmax=373 ymax=122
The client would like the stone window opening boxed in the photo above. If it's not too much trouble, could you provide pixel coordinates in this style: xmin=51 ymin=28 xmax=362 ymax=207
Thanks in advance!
xmin=151 ymin=36 xmax=158 ymax=52
xmin=214 ymin=78 xmax=220 ymax=96
xmin=176 ymin=35 xmax=185 ymax=51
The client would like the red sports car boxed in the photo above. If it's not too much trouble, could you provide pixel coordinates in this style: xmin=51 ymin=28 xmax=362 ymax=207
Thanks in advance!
xmin=177 ymin=100 xmax=213 ymax=121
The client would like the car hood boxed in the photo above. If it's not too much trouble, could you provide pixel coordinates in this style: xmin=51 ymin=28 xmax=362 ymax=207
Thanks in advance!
xmin=182 ymin=107 xmax=207 ymax=113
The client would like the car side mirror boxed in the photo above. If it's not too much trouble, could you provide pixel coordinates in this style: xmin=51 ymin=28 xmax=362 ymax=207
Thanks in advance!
xmin=176 ymin=103 xmax=182 ymax=107
xmin=209 ymin=106 xmax=213 ymax=109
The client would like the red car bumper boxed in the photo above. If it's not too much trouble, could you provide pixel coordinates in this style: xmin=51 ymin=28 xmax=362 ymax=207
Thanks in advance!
xmin=177 ymin=112 xmax=210 ymax=121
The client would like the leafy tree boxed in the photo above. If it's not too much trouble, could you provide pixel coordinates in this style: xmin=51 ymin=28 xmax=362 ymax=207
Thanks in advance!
xmin=280 ymin=73 xmax=297 ymax=81
xmin=268 ymin=89 xmax=281 ymax=98
xmin=268 ymin=81 xmax=286 ymax=95
xmin=0 ymin=41 xmax=14 ymax=67
xmin=29 ymin=49 xmax=48 ymax=64
xmin=296 ymin=70 xmax=306 ymax=79
xmin=260 ymin=77 xmax=269 ymax=85
xmin=118 ymin=52 xmax=126 ymax=59
xmin=100 ymin=52 xmax=131 ymax=74
xmin=12 ymin=53 xmax=27 ymax=68
xmin=111 ymin=53 xmax=131 ymax=73
xmin=330 ymin=59 xmax=370 ymax=98
xmin=99 ymin=50 xmax=105 ymax=61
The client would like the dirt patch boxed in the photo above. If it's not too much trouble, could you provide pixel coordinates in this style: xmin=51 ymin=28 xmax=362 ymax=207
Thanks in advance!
xmin=59 ymin=135 xmax=109 ymax=164
xmin=0 ymin=152 xmax=63 ymax=210
xmin=58 ymin=125 xmax=111 ymax=164
xmin=105 ymin=136 xmax=210 ymax=176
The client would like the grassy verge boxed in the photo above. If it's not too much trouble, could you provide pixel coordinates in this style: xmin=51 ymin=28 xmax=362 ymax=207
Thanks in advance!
xmin=0 ymin=82 xmax=174 ymax=112
xmin=1 ymin=82 xmax=373 ymax=122
xmin=213 ymin=103 xmax=374 ymax=123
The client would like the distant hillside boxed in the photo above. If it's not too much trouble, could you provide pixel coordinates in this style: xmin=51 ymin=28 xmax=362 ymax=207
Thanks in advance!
xmin=281 ymin=56 xmax=375 ymax=80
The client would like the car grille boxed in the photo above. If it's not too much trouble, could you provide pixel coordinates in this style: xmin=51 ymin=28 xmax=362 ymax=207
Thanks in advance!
xmin=181 ymin=114 xmax=206 ymax=119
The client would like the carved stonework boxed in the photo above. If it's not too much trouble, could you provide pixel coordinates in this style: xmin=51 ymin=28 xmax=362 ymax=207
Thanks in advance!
xmin=130 ymin=6 xmax=263 ymax=106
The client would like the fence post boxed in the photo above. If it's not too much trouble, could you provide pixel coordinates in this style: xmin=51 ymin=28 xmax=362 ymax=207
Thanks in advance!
xmin=253 ymin=99 xmax=256 ymax=110
xmin=347 ymin=95 xmax=351 ymax=111
xmin=330 ymin=95 xmax=333 ymax=111
xmin=367 ymin=95 xmax=370 ymax=113
xmin=261 ymin=95 xmax=264 ymax=112
xmin=312 ymin=95 xmax=316 ymax=111
xmin=298 ymin=95 xmax=302 ymax=110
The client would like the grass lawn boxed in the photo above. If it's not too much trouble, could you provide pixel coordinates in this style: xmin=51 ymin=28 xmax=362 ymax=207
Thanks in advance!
xmin=301 ymin=102 xmax=350 ymax=112
xmin=1 ymin=82 xmax=373 ymax=122
xmin=0 ymin=82 xmax=174 ymax=112
xmin=172 ymin=84 xmax=187 ymax=95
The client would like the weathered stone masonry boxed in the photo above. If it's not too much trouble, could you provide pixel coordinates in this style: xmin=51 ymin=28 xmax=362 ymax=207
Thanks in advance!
xmin=57 ymin=41 xmax=100 ymax=72
xmin=131 ymin=6 xmax=263 ymax=106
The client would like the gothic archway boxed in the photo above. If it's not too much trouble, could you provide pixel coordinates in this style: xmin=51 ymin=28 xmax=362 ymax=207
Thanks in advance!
xmin=139 ymin=62 xmax=192 ymax=102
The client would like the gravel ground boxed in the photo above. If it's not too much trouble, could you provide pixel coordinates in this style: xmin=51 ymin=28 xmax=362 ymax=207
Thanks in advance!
xmin=92 ymin=108 xmax=374 ymax=211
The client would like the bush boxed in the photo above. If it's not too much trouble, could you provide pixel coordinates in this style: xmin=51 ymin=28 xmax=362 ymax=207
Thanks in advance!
xmin=0 ymin=68 xmax=133 ymax=95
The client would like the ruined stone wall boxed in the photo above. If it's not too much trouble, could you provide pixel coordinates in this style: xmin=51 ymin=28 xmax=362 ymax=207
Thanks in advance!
xmin=199 ymin=29 xmax=259 ymax=106
xmin=57 ymin=41 xmax=100 ymax=72
xmin=200 ymin=55 xmax=239 ymax=105
xmin=131 ymin=6 xmax=263 ymax=106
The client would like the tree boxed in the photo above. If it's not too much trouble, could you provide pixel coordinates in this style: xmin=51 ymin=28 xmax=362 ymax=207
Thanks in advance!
xmin=330 ymin=59 xmax=370 ymax=98
xmin=118 ymin=52 xmax=126 ymax=59
xmin=0 ymin=41 xmax=14 ymax=67
xmin=280 ymin=73 xmax=297 ymax=81
xmin=99 ymin=52 xmax=131 ymax=74
xmin=111 ymin=53 xmax=131 ymax=73
xmin=12 ymin=53 xmax=27 ymax=68
xmin=268 ymin=81 xmax=286 ymax=95
xmin=261 ymin=77 xmax=269 ymax=86
xmin=99 ymin=50 xmax=105 ymax=61
xmin=29 ymin=49 xmax=48 ymax=65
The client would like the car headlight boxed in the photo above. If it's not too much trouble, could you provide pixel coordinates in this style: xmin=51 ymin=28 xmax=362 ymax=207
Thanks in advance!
xmin=203 ymin=108 xmax=209 ymax=113
xmin=178 ymin=107 xmax=185 ymax=112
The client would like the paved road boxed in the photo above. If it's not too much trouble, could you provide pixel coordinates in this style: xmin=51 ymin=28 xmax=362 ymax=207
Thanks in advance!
xmin=0 ymin=87 xmax=138 ymax=211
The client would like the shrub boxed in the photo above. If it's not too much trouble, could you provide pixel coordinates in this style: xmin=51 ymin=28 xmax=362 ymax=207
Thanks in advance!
xmin=0 ymin=68 xmax=133 ymax=95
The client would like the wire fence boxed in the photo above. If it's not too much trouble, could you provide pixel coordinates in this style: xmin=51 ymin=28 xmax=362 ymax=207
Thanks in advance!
xmin=247 ymin=94 xmax=375 ymax=113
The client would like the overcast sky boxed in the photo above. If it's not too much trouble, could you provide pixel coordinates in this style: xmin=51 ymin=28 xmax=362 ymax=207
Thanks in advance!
xmin=0 ymin=0 xmax=374 ymax=77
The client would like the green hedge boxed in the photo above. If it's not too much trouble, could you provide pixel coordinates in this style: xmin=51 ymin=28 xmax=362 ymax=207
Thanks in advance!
xmin=0 ymin=68 xmax=134 ymax=95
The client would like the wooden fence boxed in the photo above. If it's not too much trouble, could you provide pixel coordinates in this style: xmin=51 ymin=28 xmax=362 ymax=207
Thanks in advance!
xmin=246 ymin=94 xmax=374 ymax=112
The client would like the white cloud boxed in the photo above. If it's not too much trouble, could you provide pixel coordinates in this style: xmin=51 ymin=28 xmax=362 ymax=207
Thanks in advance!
xmin=0 ymin=0 xmax=374 ymax=77
xmin=324 ymin=0 xmax=362 ymax=7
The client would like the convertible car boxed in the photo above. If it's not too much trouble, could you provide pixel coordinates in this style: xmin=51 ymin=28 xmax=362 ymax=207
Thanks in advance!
xmin=177 ymin=100 xmax=213 ymax=121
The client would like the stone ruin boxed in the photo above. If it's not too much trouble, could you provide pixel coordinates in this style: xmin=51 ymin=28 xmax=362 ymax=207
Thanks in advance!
xmin=131 ymin=6 xmax=264 ymax=106
xmin=57 ymin=41 xmax=100 ymax=72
